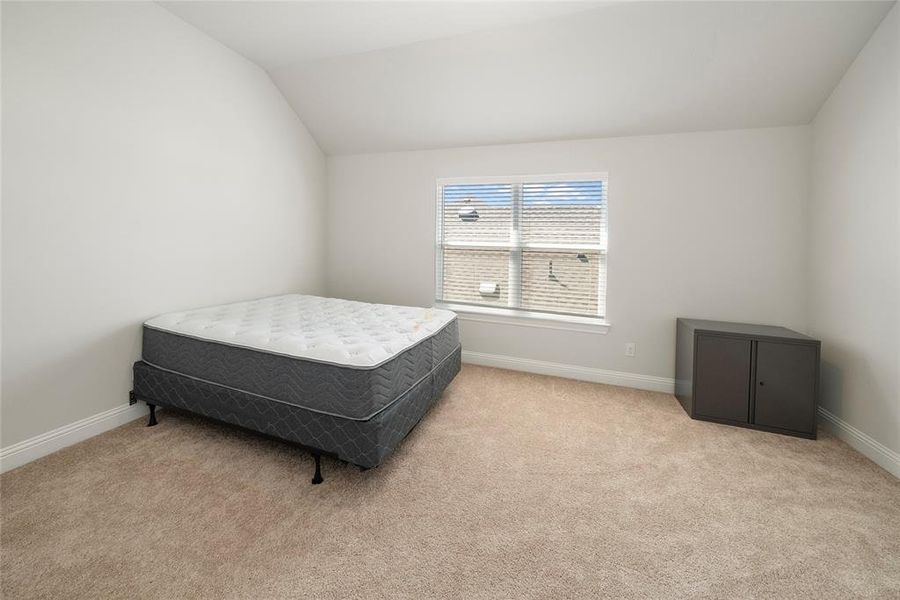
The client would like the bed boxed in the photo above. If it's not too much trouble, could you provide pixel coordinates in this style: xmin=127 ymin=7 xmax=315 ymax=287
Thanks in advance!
xmin=131 ymin=294 xmax=460 ymax=483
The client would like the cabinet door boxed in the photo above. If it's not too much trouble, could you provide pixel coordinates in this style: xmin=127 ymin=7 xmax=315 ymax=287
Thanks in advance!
xmin=693 ymin=335 xmax=751 ymax=422
xmin=753 ymin=342 xmax=817 ymax=434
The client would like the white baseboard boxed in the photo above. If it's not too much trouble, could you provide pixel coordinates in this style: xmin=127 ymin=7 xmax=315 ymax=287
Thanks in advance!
xmin=461 ymin=350 xmax=675 ymax=393
xmin=4 ymin=376 xmax=893 ymax=481
xmin=817 ymin=407 xmax=899 ymax=478
xmin=0 ymin=402 xmax=148 ymax=474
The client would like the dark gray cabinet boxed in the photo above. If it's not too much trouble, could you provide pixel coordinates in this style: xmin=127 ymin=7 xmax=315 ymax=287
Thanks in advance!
xmin=675 ymin=318 xmax=820 ymax=439
xmin=693 ymin=335 xmax=752 ymax=422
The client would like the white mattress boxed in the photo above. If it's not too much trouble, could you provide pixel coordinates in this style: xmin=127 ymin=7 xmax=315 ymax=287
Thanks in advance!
xmin=143 ymin=294 xmax=457 ymax=368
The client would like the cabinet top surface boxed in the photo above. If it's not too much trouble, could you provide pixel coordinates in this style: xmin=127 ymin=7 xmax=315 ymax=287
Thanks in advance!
xmin=677 ymin=318 xmax=818 ymax=342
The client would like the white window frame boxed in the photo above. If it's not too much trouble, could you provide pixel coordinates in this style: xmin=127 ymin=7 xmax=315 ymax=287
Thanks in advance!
xmin=434 ymin=172 xmax=610 ymax=334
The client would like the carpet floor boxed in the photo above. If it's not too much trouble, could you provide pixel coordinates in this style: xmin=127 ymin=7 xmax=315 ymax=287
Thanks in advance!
xmin=2 ymin=365 xmax=898 ymax=599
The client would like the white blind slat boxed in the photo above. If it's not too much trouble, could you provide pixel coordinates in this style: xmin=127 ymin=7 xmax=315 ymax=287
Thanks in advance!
xmin=440 ymin=248 xmax=509 ymax=306
xmin=438 ymin=178 xmax=607 ymax=319
xmin=522 ymin=181 xmax=607 ymax=250
xmin=441 ymin=183 xmax=512 ymax=245
xmin=521 ymin=251 xmax=605 ymax=317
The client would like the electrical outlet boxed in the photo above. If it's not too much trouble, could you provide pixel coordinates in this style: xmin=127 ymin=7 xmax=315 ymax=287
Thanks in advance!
xmin=625 ymin=342 xmax=636 ymax=357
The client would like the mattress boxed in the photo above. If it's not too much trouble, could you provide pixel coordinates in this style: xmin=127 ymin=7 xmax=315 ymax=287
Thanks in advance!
xmin=141 ymin=294 xmax=459 ymax=421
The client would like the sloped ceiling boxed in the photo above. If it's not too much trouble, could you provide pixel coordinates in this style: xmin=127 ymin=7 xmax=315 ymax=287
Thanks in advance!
xmin=160 ymin=1 xmax=603 ymax=68
xmin=163 ymin=1 xmax=895 ymax=155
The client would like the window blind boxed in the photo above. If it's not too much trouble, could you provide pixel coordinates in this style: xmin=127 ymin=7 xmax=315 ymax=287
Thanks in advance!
xmin=436 ymin=175 xmax=608 ymax=319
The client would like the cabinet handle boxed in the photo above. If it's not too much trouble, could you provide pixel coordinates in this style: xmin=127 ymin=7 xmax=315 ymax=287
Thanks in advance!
xmin=759 ymin=381 xmax=765 ymax=386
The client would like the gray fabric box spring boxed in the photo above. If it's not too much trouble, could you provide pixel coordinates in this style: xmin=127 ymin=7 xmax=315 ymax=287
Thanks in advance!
xmin=132 ymin=346 xmax=460 ymax=468
xmin=132 ymin=296 xmax=460 ymax=468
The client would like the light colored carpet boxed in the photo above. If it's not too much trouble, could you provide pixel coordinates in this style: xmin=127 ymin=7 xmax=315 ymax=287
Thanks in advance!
xmin=2 ymin=365 xmax=898 ymax=599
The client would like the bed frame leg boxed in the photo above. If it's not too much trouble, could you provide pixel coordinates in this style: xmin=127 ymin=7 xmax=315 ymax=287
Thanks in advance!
xmin=311 ymin=452 xmax=323 ymax=485
xmin=147 ymin=403 xmax=158 ymax=427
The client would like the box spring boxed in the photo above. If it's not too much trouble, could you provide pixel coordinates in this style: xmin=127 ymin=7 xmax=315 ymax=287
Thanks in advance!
xmin=133 ymin=346 xmax=460 ymax=469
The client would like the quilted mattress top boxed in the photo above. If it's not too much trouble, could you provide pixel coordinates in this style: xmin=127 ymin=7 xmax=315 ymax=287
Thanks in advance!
xmin=144 ymin=294 xmax=457 ymax=368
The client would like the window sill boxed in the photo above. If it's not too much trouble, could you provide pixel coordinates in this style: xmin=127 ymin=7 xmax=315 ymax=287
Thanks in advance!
xmin=436 ymin=303 xmax=610 ymax=334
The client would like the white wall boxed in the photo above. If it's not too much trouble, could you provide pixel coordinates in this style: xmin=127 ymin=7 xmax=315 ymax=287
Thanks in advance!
xmin=1 ymin=2 xmax=326 ymax=447
xmin=327 ymin=127 xmax=810 ymax=380
xmin=809 ymin=4 xmax=899 ymax=456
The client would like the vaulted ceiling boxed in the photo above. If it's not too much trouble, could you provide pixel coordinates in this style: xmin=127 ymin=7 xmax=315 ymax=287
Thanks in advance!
xmin=160 ymin=1 xmax=602 ymax=68
xmin=162 ymin=1 xmax=894 ymax=155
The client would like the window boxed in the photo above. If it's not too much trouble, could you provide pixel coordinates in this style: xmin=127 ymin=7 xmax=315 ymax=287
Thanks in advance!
xmin=436 ymin=174 xmax=608 ymax=321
